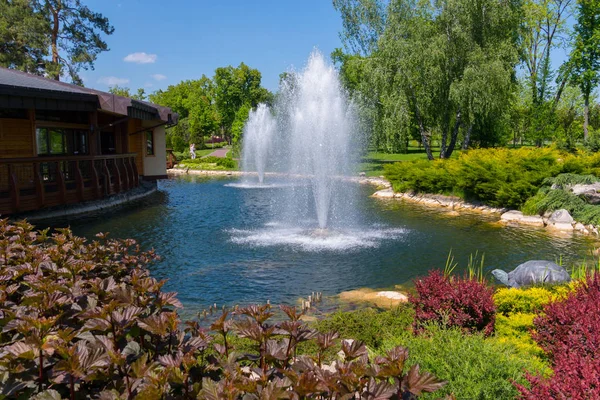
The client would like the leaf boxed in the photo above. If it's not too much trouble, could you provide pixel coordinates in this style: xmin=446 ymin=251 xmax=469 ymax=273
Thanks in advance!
xmin=122 ymin=341 xmax=142 ymax=362
xmin=401 ymin=364 xmax=447 ymax=396
xmin=341 ymin=339 xmax=367 ymax=361
xmin=30 ymin=389 xmax=63 ymax=400
xmin=361 ymin=378 xmax=397 ymax=400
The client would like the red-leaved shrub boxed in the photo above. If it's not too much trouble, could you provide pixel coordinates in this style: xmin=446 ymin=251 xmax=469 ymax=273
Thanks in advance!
xmin=517 ymin=274 xmax=600 ymax=399
xmin=409 ymin=270 xmax=496 ymax=336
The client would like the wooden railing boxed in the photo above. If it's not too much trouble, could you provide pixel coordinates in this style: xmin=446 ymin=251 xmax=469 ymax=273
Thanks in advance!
xmin=0 ymin=154 xmax=139 ymax=216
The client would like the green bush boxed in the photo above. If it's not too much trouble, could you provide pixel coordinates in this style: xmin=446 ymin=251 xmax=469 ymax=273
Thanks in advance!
xmin=382 ymin=326 xmax=548 ymax=400
xmin=179 ymin=155 xmax=236 ymax=170
xmin=384 ymin=148 xmax=569 ymax=209
xmin=493 ymin=286 xmax=570 ymax=315
xmin=521 ymin=173 xmax=600 ymax=225
xmin=313 ymin=306 xmax=414 ymax=350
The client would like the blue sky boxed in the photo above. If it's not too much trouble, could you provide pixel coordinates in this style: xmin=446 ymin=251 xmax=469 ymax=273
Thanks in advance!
xmin=82 ymin=0 xmax=344 ymax=94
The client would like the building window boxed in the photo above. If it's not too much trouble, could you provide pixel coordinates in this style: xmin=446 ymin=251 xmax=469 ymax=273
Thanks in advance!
xmin=36 ymin=128 xmax=89 ymax=156
xmin=146 ymin=130 xmax=154 ymax=156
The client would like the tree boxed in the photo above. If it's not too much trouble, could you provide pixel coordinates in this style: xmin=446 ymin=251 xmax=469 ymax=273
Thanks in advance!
xmin=332 ymin=0 xmax=387 ymax=56
xmin=213 ymin=63 xmax=273 ymax=143
xmin=336 ymin=0 xmax=520 ymax=159
xmin=41 ymin=0 xmax=114 ymax=84
xmin=520 ymin=0 xmax=573 ymax=143
xmin=108 ymin=86 xmax=147 ymax=101
xmin=569 ymin=0 xmax=600 ymax=140
xmin=0 ymin=0 xmax=49 ymax=74
xmin=0 ymin=0 xmax=113 ymax=84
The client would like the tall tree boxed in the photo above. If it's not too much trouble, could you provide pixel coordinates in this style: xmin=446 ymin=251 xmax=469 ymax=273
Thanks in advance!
xmin=0 ymin=0 xmax=49 ymax=73
xmin=213 ymin=63 xmax=272 ymax=143
xmin=332 ymin=0 xmax=387 ymax=56
xmin=569 ymin=0 xmax=600 ymax=140
xmin=520 ymin=0 xmax=573 ymax=144
xmin=40 ymin=0 xmax=114 ymax=83
xmin=108 ymin=86 xmax=147 ymax=101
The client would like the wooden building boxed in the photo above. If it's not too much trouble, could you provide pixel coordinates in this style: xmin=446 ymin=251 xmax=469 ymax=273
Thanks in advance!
xmin=0 ymin=67 xmax=177 ymax=216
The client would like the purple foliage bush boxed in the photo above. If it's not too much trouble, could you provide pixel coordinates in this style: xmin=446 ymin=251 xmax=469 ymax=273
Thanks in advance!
xmin=409 ymin=270 xmax=496 ymax=336
xmin=517 ymin=274 xmax=600 ymax=399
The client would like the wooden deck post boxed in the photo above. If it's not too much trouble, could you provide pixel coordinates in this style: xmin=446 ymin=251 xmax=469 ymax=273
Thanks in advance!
xmin=74 ymin=161 xmax=84 ymax=201
xmin=33 ymin=162 xmax=45 ymax=207
xmin=102 ymin=160 xmax=111 ymax=195
xmin=112 ymin=159 xmax=121 ymax=193
xmin=8 ymin=165 xmax=20 ymax=213
xmin=90 ymin=160 xmax=101 ymax=199
xmin=56 ymin=162 xmax=66 ymax=204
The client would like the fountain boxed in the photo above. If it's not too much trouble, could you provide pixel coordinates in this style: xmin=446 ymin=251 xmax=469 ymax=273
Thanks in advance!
xmin=240 ymin=50 xmax=358 ymax=230
xmin=241 ymin=104 xmax=276 ymax=184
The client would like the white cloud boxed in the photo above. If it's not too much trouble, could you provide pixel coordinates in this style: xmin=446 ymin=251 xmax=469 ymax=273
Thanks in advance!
xmin=97 ymin=76 xmax=130 ymax=86
xmin=151 ymin=74 xmax=167 ymax=81
xmin=124 ymin=52 xmax=157 ymax=64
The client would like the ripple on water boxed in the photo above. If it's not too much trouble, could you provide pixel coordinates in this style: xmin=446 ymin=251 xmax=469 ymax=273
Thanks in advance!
xmin=228 ymin=225 xmax=408 ymax=252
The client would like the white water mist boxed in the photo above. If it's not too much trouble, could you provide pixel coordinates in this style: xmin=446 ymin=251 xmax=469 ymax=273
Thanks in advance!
xmin=241 ymin=104 xmax=276 ymax=183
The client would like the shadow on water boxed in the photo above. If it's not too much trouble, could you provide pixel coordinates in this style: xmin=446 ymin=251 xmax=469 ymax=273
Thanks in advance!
xmin=44 ymin=175 xmax=598 ymax=317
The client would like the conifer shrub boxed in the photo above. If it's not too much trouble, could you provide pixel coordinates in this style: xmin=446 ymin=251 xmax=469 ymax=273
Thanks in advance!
xmin=0 ymin=219 xmax=445 ymax=399
xmin=409 ymin=270 xmax=496 ymax=336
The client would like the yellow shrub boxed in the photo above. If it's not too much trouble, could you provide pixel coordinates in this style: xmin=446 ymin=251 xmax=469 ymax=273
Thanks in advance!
xmin=494 ymin=286 xmax=571 ymax=314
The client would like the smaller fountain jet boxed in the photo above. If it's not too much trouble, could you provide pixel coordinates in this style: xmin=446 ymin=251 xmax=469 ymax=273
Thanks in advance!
xmin=241 ymin=104 xmax=276 ymax=184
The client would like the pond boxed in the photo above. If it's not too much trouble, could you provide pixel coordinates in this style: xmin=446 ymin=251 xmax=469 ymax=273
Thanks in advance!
xmin=52 ymin=175 xmax=596 ymax=314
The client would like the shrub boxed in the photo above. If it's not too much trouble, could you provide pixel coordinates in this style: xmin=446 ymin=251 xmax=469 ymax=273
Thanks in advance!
xmin=384 ymin=148 xmax=569 ymax=209
xmin=180 ymin=155 xmax=236 ymax=170
xmin=521 ymin=173 xmax=600 ymax=225
xmin=517 ymin=274 xmax=600 ymax=398
xmin=313 ymin=306 xmax=414 ymax=350
xmin=493 ymin=286 xmax=570 ymax=315
xmin=409 ymin=270 xmax=496 ymax=336
xmin=0 ymin=220 xmax=445 ymax=399
xmin=494 ymin=313 xmax=545 ymax=359
xmin=383 ymin=326 xmax=547 ymax=400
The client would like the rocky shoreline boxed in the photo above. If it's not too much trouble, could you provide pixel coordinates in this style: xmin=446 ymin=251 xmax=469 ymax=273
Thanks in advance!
xmin=168 ymin=168 xmax=600 ymax=237
xmin=371 ymin=186 xmax=600 ymax=237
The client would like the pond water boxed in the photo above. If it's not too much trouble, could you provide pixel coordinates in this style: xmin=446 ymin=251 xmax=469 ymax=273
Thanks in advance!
xmin=50 ymin=175 xmax=596 ymax=314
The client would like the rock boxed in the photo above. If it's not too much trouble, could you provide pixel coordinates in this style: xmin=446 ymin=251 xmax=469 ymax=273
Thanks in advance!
xmin=372 ymin=189 xmax=395 ymax=198
xmin=359 ymin=172 xmax=366 ymax=177
xmin=375 ymin=291 xmax=409 ymax=302
xmin=547 ymin=209 xmax=574 ymax=231
xmin=519 ymin=215 xmax=545 ymax=227
xmin=574 ymin=222 xmax=589 ymax=234
xmin=338 ymin=288 xmax=408 ymax=308
xmin=500 ymin=210 xmax=524 ymax=222
xmin=571 ymin=182 xmax=600 ymax=195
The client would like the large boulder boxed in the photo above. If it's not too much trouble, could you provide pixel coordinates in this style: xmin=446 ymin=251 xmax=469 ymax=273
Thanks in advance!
xmin=572 ymin=183 xmax=600 ymax=204
xmin=547 ymin=209 xmax=574 ymax=231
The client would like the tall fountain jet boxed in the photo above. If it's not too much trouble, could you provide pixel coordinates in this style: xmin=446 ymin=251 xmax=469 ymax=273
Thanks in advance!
xmin=282 ymin=50 xmax=357 ymax=229
xmin=241 ymin=104 xmax=276 ymax=184
xmin=239 ymin=50 xmax=357 ymax=230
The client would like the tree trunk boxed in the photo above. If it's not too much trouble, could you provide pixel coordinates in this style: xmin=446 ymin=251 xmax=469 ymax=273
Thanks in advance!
xmin=462 ymin=124 xmax=473 ymax=150
xmin=51 ymin=3 xmax=60 ymax=81
xmin=441 ymin=109 xmax=461 ymax=159
xmin=584 ymin=91 xmax=590 ymax=141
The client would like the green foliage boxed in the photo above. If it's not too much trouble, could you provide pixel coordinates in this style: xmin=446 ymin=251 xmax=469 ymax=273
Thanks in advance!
xmin=383 ymin=326 xmax=547 ymax=400
xmin=314 ymin=306 xmax=414 ymax=350
xmin=521 ymin=172 xmax=600 ymax=225
xmin=0 ymin=0 xmax=48 ymax=74
xmin=0 ymin=0 xmax=113 ymax=84
xmin=180 ymin=156 xmax=236 ymax=170
xmin=495 ymin=313 xmax=546 ymax=359
xmin=384 ymin=148 xmax=569 ymax=208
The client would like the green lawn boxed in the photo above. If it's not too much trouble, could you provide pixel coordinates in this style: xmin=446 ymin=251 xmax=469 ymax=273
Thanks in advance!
xmin=195 ymin=148 xmax=216 ymax=158
xmin=358 ymin=146 xmax=462 ymax=176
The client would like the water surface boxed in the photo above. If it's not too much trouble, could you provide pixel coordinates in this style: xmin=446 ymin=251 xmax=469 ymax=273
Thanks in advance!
xmin=51 ymin=176 xmax=596 ymax=313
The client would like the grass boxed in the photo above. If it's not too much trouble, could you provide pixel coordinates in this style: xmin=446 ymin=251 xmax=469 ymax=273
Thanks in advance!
xmin=195 ymin=148 xmax=216 ymax=158
xmin=358 ymin=145 xmax=462 ymax=177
